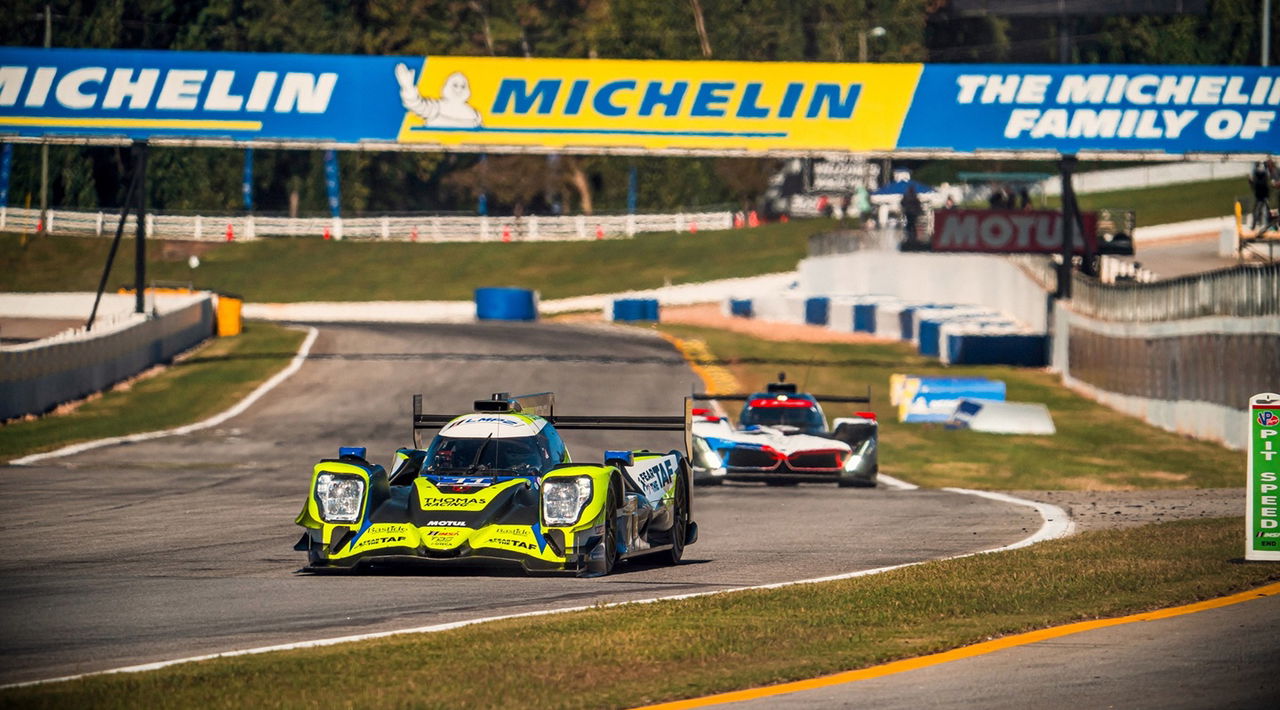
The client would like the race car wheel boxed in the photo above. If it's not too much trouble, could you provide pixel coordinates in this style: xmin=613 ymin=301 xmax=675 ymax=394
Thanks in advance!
xmin=667 ymin=473 xmax=689 ymax=565
xmin=602 ymin=487 xmax=620 ymax=575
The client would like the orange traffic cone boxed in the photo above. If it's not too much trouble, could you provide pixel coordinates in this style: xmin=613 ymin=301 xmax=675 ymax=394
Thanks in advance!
xmin=595 ymin=225 xmax=604 ymax=240
xmin=502 ymin=225 xmax=512 ymax=243
xmin=323 ymin=225 xmax=331 ymax=240
xmin=689 ymin=221 xmax=698 ymax=234
xmin=225 ymin=223 xmax=234 ymax=241
xmin=410 ymin=226 xmax=419 ymax=242
xmin=748 ymin=210 xmax=760 ymax=227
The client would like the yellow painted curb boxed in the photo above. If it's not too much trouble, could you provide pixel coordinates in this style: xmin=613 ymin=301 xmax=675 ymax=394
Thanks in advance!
xmin=633 ymin=581 xmax=1280 ymax=709
xmin=656 ymin=332 xmax=740 ymax=395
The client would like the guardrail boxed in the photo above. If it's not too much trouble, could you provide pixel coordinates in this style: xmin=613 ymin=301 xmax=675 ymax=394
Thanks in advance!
xmin=0 ymin=206 xmax=734 ymax=242
xmin=1068 ymin=263 xmax=1279 ymax=321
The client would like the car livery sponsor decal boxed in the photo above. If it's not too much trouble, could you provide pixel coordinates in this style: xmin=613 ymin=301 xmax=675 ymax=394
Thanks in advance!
xmin=350 ymin=523 xmax=414 ymax=551
xmin=626 ymin=455 xmax=677 ymax=505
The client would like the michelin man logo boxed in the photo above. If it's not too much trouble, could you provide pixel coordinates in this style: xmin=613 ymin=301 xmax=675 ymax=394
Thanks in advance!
xmin=395 ymin=63 xmax=483 ymax=128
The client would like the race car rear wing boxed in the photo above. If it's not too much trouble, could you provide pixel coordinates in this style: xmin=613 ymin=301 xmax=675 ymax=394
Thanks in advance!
xmin=412 ymin=392 xmax=692 ymax=453
xmin=691 ymin=388 xmax=871 ymax=404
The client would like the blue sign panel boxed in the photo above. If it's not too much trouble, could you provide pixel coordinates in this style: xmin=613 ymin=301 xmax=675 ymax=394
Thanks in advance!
xmin=899 ymin=65 xmax=1280 ymax=156
xmin=1 ymin=47 xmax=1275 ymax=158
xmin=0 ymin=47 xmax=404 ymax=144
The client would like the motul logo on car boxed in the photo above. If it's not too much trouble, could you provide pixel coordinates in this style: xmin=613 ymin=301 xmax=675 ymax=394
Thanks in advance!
xmin=932 ymin=209 xmax=1098 ymax=254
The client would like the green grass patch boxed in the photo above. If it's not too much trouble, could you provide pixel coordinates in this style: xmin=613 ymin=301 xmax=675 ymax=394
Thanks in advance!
xmin=658 ymin=324 xmax=1241 ymax=490
xmin=0 ymin=219 xmax=829 ymax=302
xmin=1042 ymin=176 xmax=1247 ymax=227
xmin=0 ymin=323 xmax=305 ymax=462
xmin=4 ymin=517 xmax=1274 ymax=710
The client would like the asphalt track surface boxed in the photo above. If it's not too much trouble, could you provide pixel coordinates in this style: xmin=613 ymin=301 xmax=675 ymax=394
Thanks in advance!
xmin=0 ymin=321 xmax=1045 ymax=686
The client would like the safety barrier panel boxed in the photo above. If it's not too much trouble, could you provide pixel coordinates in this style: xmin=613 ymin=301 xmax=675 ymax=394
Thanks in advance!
xmin=0 ymin=293 xmax=215 ymax=420
xmin=0 ymin=207 xmax=734 ymax=243
xmin=611 ymin=298 xmax=660 ymax=322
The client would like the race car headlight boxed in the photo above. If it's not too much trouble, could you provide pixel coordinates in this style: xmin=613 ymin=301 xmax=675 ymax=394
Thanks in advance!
xmin=692 ymin=437 xmax=724 ymax=470
xmin=315 ymin=472 xmax=365 ymax=523
xmin=842 ymin=453 xmax=863 ymax=472
xmin=542 ymin=476 xmax=592 ymax=526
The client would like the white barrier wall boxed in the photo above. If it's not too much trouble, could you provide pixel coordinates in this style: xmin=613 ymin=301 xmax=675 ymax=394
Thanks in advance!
xmin=0 ymin=292 xmax=215 ymax=420
xmin=1040 ymin=162 xmax=1252 ymax=197
xmin=1052 ymin=304 xmax=1279 ymax=450
xmin=797 ymin=251 xmax=1051 ymax=333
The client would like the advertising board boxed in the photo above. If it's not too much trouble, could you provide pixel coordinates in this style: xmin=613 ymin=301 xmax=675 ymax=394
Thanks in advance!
xmin=931 ymin=209 xmax=1102 ymax=254
xmin=1247 ymin=392 xmax=1280 ymax=562
xmin=1 ymin=47 xmax=1276 ymax=158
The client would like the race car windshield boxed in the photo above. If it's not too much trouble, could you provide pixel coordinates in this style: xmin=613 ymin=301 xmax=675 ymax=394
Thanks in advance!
xmin=423 ymin=434 xmax=553 ymax=475
xmin=740 ymin=405 xmax=826 ymax=433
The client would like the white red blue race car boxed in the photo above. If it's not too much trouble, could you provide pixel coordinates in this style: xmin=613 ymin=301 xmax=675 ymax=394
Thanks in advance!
xmin=690 ymin=378 xmax=878 ymax=487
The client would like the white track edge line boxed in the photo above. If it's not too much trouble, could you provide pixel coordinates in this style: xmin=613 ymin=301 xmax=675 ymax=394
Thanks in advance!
xmin=8 ymin=327 xmax=320 ymax=466
xmin=4 ymin=488 xmax=1071 ymax=689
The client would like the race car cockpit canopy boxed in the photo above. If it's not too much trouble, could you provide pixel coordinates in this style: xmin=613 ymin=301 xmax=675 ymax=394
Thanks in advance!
xmin=739 ymin=394 xmax=827 ymax=434
xmin=423 ymin=427 xmax=565 ymax=476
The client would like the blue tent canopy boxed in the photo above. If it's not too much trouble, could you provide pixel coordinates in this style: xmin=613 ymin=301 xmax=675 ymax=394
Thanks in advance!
xmin=872 ymin=179 xmax=935 ymax=196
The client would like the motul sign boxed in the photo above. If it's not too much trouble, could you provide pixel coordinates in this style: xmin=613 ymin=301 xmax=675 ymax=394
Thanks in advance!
xmin=931 ymin=209 xmax=1099 ymax=254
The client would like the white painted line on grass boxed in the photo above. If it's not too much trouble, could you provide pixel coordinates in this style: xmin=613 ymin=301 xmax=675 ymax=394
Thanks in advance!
xmin=9 ymin=327 xmax=320 ymax=466
xmin=4 ymin=487 xmax=1072 ymax=689
xmin=877 ymin=474 xmax=917 ymax=490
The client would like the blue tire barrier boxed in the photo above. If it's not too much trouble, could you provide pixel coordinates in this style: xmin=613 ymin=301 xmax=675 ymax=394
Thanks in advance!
xmin=853 ymin=304 xmax=877 ymax=333
xmin=612 ymin=298 xmax=660 ymax=322
xmin=804 ymin=297 xmax=830 ymax=326
xmin=946 ymin=334 xmax=1049 ymax=367
xmin=475 ymin=287 xmax=538 ymax=321
xmin=729 ymin=299 xmax=753 ymax=318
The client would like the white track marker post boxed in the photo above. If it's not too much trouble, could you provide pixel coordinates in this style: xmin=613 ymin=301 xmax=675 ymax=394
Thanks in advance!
xmin=1247 ymin=392 xmax=1280 ymax=562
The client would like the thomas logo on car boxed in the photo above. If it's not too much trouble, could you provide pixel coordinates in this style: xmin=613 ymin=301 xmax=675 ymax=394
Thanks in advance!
xmin=1260 ymin=411 xmax=1279 ymax=427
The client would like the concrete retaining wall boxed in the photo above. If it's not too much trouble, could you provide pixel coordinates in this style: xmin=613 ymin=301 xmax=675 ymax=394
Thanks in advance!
xmin=0 ymin=293 xmax=215 ymax=420
xmin=797 ymin=251 xmax=1051 ymax=332
xmin=1051 ymin=307 xmax=1280 ymax=450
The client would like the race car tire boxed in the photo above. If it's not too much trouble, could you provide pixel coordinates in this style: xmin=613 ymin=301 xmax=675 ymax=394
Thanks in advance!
xmin=666 ymin=472 xmax=689 ymax=565
xmin=603 ymin=487 xmax=620 ymax=575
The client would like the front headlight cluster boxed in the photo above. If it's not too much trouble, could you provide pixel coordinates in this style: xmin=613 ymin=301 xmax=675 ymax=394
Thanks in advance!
xmin=842 ymin=453 xmax=864 ymax=472
xmin=315 ymin=472 xmax=365 ymax=523
xmin=542 ymin=476 xmax=592 ymax=526
xmin=692 ymin=437 xmax=724 ymax=470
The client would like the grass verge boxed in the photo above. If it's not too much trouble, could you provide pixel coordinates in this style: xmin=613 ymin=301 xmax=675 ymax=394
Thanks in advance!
xmin=0 ymin=219 xmax=828 ymax=302
xmin=0 ymin=322 xmax=306 ymax=462
xmin=1042 ymin=176 xmax=1245 ymax=227
xmin=3 ymin=517 xmax=1275 ymax=710
xmin=656 ymin=324 xmax=1241 ymax=490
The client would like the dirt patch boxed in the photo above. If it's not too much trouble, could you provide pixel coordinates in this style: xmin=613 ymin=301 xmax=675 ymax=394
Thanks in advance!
xmin=1006 ymin=488 xmax=1243 ymax=533
xmin=659 ymin=303 xmax=887 ymax=344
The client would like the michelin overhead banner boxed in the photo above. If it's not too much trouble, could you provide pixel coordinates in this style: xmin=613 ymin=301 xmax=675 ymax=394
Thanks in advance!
xmin=1 ymin=47 xmax=1276 ymax=157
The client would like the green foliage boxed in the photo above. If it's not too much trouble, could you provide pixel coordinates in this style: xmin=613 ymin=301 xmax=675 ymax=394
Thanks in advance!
xmin=0 ymin=219 xmax=827 ymax=301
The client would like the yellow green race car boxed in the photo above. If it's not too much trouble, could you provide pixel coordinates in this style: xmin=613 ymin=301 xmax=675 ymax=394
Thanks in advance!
xmin=295 ymin=392 xmax=697 ymax=576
